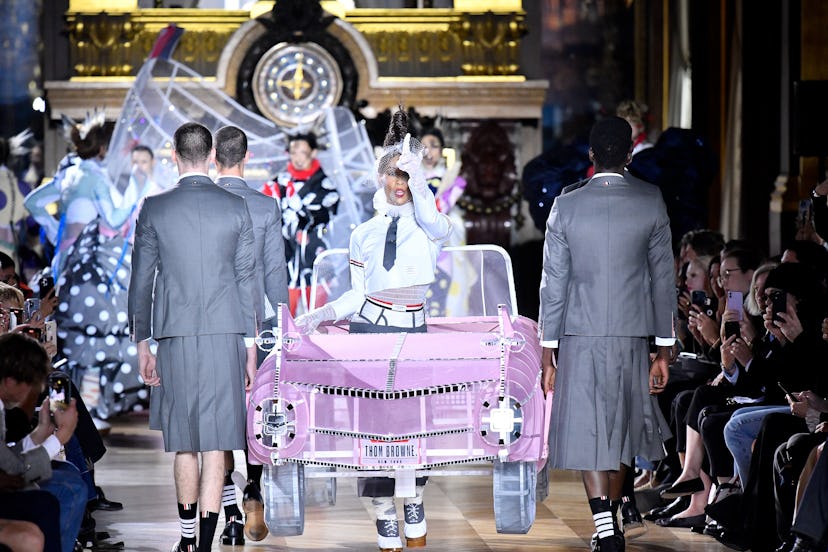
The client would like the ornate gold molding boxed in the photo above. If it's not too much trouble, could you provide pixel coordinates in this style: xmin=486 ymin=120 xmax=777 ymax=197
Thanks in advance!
xmin=65 ymin=7 xmax=526 ymax=78
xmin=66 ymin=9 xmax=249 ymax=77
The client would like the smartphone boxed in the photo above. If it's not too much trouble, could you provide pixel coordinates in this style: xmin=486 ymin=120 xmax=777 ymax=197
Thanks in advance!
xmin=8 ymin=307 xmax=23 ymax=328
xmin=777 ymin=381 xmax=798 ymax=403
xmin=47 ymin=371 xmax=71 ymax=412
xmin=23 ymin=298 xmax=40 ymax=322
xmin=691 ymin=291 xmax=717 ymax=318
xmin=43 ymin=320 xmax=57 ymax=348
xmin=798 ymin=199 xmax=813 ymax=226
xmin=770 ymin=289 xmax=787 ymax=322
xmin=726 ymin=291 xmax=743 ymax=320
xmin=38 ymin=274 xmax=55 ymax=300
xmin=724 ymin=320 xmax=741 ymax=340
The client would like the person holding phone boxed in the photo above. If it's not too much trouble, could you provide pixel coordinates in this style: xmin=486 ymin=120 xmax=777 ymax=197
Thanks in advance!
xmin=0 ymin=333 xmax=85 ymax=552
xmin=721 ymin=263 xmax=828 ymax=489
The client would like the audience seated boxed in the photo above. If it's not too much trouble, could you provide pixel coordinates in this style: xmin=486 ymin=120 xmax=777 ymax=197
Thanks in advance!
xmin=0 ymin=332 xmax=86 ymax=552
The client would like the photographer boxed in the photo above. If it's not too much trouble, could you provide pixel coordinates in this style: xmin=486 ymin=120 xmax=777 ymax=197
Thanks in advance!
xmin=0 ymin=333 xmax=85 ymax=552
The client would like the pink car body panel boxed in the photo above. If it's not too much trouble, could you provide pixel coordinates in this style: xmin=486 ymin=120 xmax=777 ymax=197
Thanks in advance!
xmin=246 ymin=303 xmax=550 ymax=472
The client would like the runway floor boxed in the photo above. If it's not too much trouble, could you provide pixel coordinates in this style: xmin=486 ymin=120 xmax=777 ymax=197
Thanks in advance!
xmin=91 ymin=413 xmax=729 ymax=551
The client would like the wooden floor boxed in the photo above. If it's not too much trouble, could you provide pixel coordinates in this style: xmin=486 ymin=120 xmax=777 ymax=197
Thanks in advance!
xmin=91 ymin=414 xmax=729 ymax=552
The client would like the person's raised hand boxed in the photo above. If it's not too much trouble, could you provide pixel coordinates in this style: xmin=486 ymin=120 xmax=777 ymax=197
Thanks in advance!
xmin=30 ymin=397 xmax=56 ymax=445
xmin=396 ymin=134 xmax=424 ymax=176
xmin=53 ymin=398 xmax=78 ymax=445
xmin=39 ymin=287 xmax=58 ymax=318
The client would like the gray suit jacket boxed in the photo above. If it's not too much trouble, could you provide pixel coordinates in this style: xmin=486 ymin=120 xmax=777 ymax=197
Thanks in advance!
xmin=128 ymin=174 xmax=257 ymax=341
xmin=539 ymin=172 xmax=675 ymax=342
xmin=216 ymin=176 xmax=289 ymax=326
xmin=0 ymin=402 xmax=52 ymax=484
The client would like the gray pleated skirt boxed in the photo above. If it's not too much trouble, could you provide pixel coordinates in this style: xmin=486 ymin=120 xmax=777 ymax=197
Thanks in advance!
xmin=547 ymin=336 xmax=671 ymax=471
xmin=150 ymin=334 xmax=247 ymax=452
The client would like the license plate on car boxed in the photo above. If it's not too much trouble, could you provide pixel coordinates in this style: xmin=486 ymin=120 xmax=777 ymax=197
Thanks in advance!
xmin=359 ymin=439 xmax=421 ymax=465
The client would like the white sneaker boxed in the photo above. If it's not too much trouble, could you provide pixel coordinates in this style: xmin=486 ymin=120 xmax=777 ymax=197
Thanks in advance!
xmin=376 ymin=518 xmax=402 ymax=551
xmin=403 ymin=503 xmax=427 ymax=546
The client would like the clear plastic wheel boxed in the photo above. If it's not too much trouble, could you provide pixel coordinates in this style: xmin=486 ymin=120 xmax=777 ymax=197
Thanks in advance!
xmin=492 ymin=460 xmax=537 ymax=534
xmin=262 ymin=463 xmax=305 ymax=536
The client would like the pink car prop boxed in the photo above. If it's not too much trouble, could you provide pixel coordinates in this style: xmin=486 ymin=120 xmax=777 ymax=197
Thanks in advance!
xmin=247 ymin=245 xmax=552 ymax=536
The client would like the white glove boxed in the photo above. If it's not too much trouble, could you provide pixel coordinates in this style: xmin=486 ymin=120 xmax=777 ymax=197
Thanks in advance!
xmin=294 ymin=304 xmax=336 ymax=334
xmin=396 ymin=134 xmax=427 ymax=195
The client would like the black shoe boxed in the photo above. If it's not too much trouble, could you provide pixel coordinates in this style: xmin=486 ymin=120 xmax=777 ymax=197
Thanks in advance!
xmin=90 ymin=486 xmax=124 ymax=512
xmin=712 ymin=528 xmax=750 ymax=551
xmin=590 ymin=532 xmax=625 ymax=552
xmin=777 ymin=536 xmax=797 ymax=552
xmin=704 ymin=492 xmax=742 ymax=527
xmin=653 ymin=513 xmax=706 ymax=528
xmin=221 ymin=519 xmax=245 ymax=546
xmin=660 ymin=477 xmax=704 ymax=499
xmin=702 ymin=519 xmax=724 ymax=538
xmin=643 ymin=495 xmax=690 ymax=521
xmin=789 ymin=535 xmax=819 ymax=552
xmin=620 ymin=501 xmax=646 ymax=539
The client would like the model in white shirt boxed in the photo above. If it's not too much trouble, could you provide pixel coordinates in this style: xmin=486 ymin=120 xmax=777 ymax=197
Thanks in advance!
xmin=295 ymin=111 xmax=452 ymax=552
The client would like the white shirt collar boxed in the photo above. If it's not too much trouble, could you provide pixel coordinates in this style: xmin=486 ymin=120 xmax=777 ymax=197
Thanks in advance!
xmin=177 ymin=171 xmax=210 ymax=182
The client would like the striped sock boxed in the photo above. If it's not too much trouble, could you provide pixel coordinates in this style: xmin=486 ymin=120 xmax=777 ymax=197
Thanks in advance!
xmin=177 ymin=502 xmax=197 ymax=550
xmin=222 ymin=471 xmax=242 ymax=522
xmin=588 ymin=497 xmax=616 ymax=540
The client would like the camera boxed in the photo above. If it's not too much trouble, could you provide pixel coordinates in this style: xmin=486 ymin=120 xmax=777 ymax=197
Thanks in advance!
xmin=39 ymin=274 xmax=55 ymax=300
xmin=769 ymin=289 xmax=787 ymax=322
xmin=47 ymin=371 xmax=71 ymax=412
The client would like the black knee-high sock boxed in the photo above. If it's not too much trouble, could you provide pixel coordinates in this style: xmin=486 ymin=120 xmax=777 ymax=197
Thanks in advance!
xmin=198 ymin=511 xmax=219 ymax=552
xmin=244 ymin=445 xmax=263 ymax=488
xmin=177 ymin=502 xmax=197 ymax=551
xmin=222 ymin=471 xmax=242 ymax=522
xmin=246 ymin=461 xmax=263 ymax=488
xmin=589 ymin=497 xmax=620 ymax=552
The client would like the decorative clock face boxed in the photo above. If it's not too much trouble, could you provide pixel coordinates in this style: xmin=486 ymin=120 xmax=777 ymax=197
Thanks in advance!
xmin=252 ymin=42 xmax=344 ymax=127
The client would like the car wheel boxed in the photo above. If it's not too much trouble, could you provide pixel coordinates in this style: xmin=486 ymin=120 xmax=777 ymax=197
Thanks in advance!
xmin=263 ymin=463 xmax=305 ymax=536
xmin=304 ymin=465 xmax=337 ymax=507
xmin=492 ymin=460 xmax=537 ymax=534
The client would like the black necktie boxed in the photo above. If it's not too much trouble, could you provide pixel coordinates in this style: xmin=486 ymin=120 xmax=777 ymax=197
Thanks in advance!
xmin=383 ymin=216 xmax=399 ymax=270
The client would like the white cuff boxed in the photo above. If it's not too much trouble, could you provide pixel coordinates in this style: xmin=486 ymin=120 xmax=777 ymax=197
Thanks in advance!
xmin=541 ymin=340 xmax=558 ymax=348
xmin=244 ymin=337 xmax=255 ymax=348
xmin=655 ymin=337 xmax=675 ymax=347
